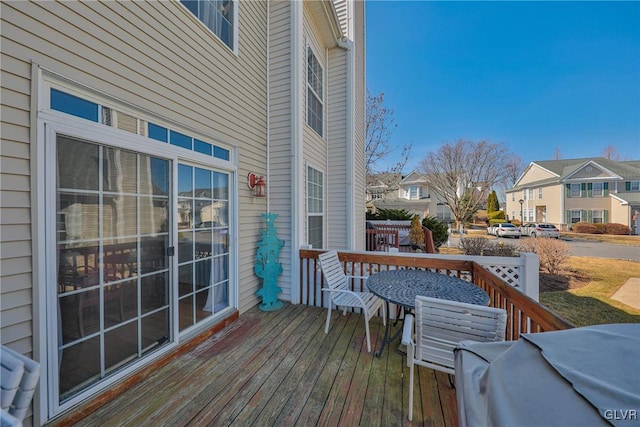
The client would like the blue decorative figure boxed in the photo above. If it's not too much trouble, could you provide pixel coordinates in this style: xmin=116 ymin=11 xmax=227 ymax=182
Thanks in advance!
xmin=255 ymin=212 xmax=285 ymax=311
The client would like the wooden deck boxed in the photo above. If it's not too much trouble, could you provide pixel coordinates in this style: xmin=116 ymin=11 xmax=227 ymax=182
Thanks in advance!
xmin=68 ymin=303 xmax=457 ymax=426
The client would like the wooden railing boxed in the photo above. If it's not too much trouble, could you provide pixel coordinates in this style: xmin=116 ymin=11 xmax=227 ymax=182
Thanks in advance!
xmin=299 ymin=249 xmax=573 ymax=340
xmin=365 ymin=223 xmax=435 ymax=253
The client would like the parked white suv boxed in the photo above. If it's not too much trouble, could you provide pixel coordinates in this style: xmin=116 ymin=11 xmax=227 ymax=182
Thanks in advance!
xmin=521 ymin=223 xmax=560 ymax=239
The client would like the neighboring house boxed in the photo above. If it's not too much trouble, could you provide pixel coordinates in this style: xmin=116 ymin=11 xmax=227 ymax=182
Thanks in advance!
xmin=366 ymin=171 xmax=453 ymax=221
xmin=0 ymin=0 xmax=365 ymax=424
xmin=506 ymin=158 xmax=640 ymax=233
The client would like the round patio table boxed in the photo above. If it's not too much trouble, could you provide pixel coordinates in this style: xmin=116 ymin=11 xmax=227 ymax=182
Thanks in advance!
xmin=367 ymin=269 xmax=490 ymax=357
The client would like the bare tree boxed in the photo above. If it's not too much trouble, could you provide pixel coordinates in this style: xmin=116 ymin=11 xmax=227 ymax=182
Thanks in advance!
xmin=504 ymin=154 xmax=525 ymax=188
xmin=366 ymin=91 xmax=411 ymax=190
xmin=601 ymin=145 xmax=621 ymax=160
xmin=418 ymin=139 xmax=512 ymax=229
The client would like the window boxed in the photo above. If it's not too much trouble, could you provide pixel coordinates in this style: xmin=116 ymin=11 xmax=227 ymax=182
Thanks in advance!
xmin=307 ymin=47 xmax=323 ymax=136
xmin=307 ymin=166 xmax=324 ymax=248
xmin=592 ymin=182 xmax=604 ymax=197
xmin=523 ymin=190 xmax=527 ymax=200
xmin=538 ymin=188 xmax=543 ymax=199
xmin=528 ymin=209 xmax=534 ymax=222
xmin=592 ymin=210 xmax=604 ymax=223
xmin=570 ymin=183 xmax=581 ymax=197
xmin=405 ymin=185 xmax=421 ymax=200
xmin=437 ymin=203 xmax=452 ymax=221
xmin=181 ymin=0 xmax=235 ymax=50
xmin=630 ymin=181 xmax=640 ymax=191
xmin=511 ymin=193 xmax=515 ymax=202
xmin=528 ymin=189 xmax=534 ymax=200
xmin=570 ymin=210 xmax=582 ymax=224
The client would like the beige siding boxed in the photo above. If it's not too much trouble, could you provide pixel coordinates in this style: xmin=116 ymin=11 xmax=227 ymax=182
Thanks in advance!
xmin=518 ymin=163 xmax=558 ymax=185
xmin=0 ymin=43 xmax=33 ymax=353
xmin=327 ymin=46 xmax=348 ymax=249
xmin=1 ymin=0 xmax=268 ymax=352
xmin=267 ymin=0 xmax=294 ymax=302
xmin=352 ymin=0 xmax=366 ymax=250
xmin=610 ymin=199 xmax=630 ymax=225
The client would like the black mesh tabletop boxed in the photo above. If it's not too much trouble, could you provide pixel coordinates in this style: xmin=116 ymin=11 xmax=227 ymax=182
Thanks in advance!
xmin=367 ymin=270 xmax=489 ymax=308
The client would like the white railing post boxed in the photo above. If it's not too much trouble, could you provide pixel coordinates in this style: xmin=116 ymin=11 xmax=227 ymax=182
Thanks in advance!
xmin=520 ymin=252 xmax=539 ymax=301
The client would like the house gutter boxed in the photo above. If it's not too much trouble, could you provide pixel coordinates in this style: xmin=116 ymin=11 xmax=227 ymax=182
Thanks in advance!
xmin=291 ymin=0 xmax=303 ymax=304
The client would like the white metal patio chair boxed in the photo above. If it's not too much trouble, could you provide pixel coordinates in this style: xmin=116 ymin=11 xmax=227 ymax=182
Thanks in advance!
xmin=1 ymin=345 xmax=40 ymax=425
xmin=401 ymin=295 xmax=507 ymax=420
xmin=319 ymin=250 xmax=385 ymax=353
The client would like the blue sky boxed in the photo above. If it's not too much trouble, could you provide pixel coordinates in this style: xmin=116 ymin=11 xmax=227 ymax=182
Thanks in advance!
xmin=366 ymin=1 xmax=640 ymax=172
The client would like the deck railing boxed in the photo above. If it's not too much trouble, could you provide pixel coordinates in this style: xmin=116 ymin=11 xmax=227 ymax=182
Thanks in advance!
xmin=299 ymin=249 xmax=573 ymax=340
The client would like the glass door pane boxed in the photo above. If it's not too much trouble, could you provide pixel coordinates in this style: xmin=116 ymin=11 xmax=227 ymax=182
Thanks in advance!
xmin=56 ymin=136 xmax=171 ymax=402
xmin=177 ymin=164 xmax=230 ymax=332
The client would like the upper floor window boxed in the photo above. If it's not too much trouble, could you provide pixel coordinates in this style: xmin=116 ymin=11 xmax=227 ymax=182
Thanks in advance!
xmin=405 ymin=185 xmax=422 ymax=200
xmin=630 ymin=181 xmax=640 ymax=191
xmin=528 ymin=189 xmax=534 ymax=200
xmin=592 ymin=182 xmax=604 ymax=197
xmin=511 ymin=193 xmax=515 ymax=202
xmin=538 ymin=187 xmax=543 ymax=199
xmin=570 ymin=183 xmax=581 ymax=197
xmin=307 ymin=47 xmax=324 ymax=137
xmin=181 ymin=0 xmax=235 ymax=50
xmin=523 ymin=190 xmax=527 ymax=200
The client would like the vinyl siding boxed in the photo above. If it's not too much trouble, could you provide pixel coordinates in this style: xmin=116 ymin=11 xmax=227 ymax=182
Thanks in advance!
xmin=0 ymin=46 xmax=33 ymax=354
xmin=1 ymin=0 xmax=268 ymax=353
xmin=327 ymin=46 xmax=349 ymax=249
xmin=610 ymin=199 xmax=630 ymax=225
xmin=351 ymin=0 xmax=366 ymax=250
xmin=518 ymin=163 xmax=558 ymax=185
xmin=267 ymin=0 xmax=294 ymax=302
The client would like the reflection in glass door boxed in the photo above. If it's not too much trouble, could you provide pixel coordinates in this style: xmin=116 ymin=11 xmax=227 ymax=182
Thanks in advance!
xmin=177 ymin=164 xmax=230 ymax=332
xmin=55 ymin=135 xmax=171 ymax=403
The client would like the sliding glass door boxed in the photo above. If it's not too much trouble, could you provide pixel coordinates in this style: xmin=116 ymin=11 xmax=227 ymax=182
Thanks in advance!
xmin=56 ymin=135 xmax=171 ymax=402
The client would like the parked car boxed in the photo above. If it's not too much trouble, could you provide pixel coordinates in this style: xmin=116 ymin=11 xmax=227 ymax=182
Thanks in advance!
xmin=521 ymin=223 xmax=560 ymax=239
xmin=494 ymin=223 xmax=521 ymax=238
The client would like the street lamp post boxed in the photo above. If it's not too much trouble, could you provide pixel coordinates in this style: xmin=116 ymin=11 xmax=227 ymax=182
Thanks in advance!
xmin=518 ymin=199 xmax=524 ymax=223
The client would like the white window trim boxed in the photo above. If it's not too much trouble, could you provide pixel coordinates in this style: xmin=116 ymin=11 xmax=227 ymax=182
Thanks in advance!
xmin=36 ymin=72 xmax=239 ymax=419
xmin=306 ymin=44 xmax=324 ymax=138
xmin=570 ymin=183 xmax=581 ymax=197
xmin=592 ymin=182 xmax=604 ymax=197
xmin=306 ymin=163 xmax=325 ymax=248
xmin=179 ymin=0 xmax=239 ymax=55
xmin=592 ymin=209 xmax=604 ymax=223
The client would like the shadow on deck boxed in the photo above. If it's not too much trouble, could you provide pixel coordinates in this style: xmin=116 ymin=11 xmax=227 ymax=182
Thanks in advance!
xmin=65 ymin=303 xmax=457 ymax=426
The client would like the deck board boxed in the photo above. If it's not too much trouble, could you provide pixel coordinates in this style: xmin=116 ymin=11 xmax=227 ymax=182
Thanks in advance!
xmin=64 ymin=303 xmax=457 ymax=426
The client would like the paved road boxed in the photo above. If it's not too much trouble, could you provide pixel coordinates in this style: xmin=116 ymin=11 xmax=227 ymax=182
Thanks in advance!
xmin=447 ymin=236 xmax=640 ymax=262
xmin=559 ymin=237 xmax=640 ymax=262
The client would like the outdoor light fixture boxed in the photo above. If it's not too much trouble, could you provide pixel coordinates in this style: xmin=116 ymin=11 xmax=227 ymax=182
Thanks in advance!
xmin=247 ymin=172 xmax=267 ymax=197
xmin=518 ymin=199 xmax=524 ymax=223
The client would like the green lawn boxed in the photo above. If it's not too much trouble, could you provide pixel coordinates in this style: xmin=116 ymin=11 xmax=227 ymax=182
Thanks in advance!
xmin=540 ymin=256 xmax=640 ymax=327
